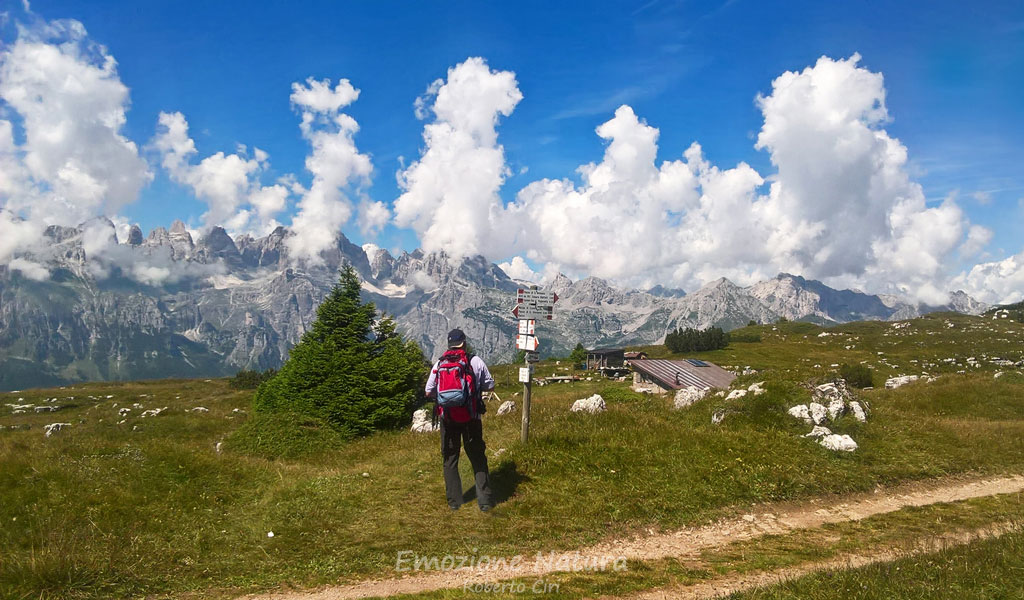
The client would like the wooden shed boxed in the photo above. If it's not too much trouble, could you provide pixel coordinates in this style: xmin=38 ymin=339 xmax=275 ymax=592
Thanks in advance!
xmin=586 ymin=348 xmax=625 ymax=370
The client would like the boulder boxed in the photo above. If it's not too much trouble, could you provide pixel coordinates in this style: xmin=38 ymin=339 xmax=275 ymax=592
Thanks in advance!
xmin=819 ymin=434 xmax=858 ymax=452
xmin=410 ymin=409 xmax=439 ymax=433
xmin=808 ymin=402 xmax=828 ymax=425
xmin=885 ymin=375 xmax=919 ymax=389
xmin=788 ymin=404 xmax=812 ymax=424
xmin=571 ymin=394 xmax=606 ymax=414
xmin=496 ymin=400 xmax=517 ymax=416
xmin=803 ymin=425 xmax=832 ymax=438
xmin=674 ymin=387 xmax=708 ymax=409
xmin=44 ymin=422 xmax=71 ymax=437
xmin=826 ymin=397 xmax=845 ymax=421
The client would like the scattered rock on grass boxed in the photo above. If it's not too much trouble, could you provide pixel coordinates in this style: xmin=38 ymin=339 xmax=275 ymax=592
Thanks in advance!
xmin=410 ymin=409 xmax=439 ymax=433
xmin=189 ymin=407 xmax=209 ymax=413
xmin=885 ymin=375 xmax=919 ymax=389
xmin=44 ymin=423 xmax=71 ymax=437
xmin=804 ymin=426 xmax=832 ymax=438
xmin=674 ymin=387 xmax=708 ymax=409
xmin=849 ymin=401 xmax=867 ymax=422
xmin=496 ymin=400 xmax=517 ymax=416
xmin=819 ymin=434 xmax=858 ymax=452
xmin=726 ymin=389 xmax=748 ymax=400
xmin=571 ymin=394 xmax=606 ymax=414
xmin=808 ymin=402 xmax=828 ymax=425
xmin=788 ymin=404 xmax=812 ymax=424
xmin=140 ymin=407 xmax=167 ymax=418
xmin=747 ymin=382 xmax=766 ymax=396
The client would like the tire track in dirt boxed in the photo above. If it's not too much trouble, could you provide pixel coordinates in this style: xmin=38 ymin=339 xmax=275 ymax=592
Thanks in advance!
xmin=242 ymin=473 xmax=1024 ymax=600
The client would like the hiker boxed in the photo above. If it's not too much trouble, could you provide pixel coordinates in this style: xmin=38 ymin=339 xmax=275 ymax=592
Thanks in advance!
xmin=424 ymin=328 xmax=495 ymax=512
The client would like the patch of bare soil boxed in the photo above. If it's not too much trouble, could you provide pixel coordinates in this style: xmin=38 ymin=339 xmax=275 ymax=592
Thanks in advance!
xmin=241 ymin=473 xmax=1024 ymax=600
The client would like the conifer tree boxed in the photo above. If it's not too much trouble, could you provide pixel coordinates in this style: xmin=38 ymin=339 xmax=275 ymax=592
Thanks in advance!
xmin=253 ymin=265 xmax=428 ymax=438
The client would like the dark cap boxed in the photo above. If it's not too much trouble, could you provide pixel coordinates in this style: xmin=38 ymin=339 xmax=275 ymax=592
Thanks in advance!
xmin=447 ymin=328 xmax=466 ymax=348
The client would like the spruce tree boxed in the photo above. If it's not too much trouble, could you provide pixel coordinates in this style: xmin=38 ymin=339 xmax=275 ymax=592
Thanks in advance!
xmin=253 ymin=265 xmax=428 ymax=438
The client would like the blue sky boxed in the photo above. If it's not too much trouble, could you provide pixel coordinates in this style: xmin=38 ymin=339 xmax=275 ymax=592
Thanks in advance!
xmin=1 ymin=0 xmax=1023 ymax=300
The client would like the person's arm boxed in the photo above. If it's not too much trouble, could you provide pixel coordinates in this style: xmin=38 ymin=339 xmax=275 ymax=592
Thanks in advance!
xmin=424 ymin=362 xmax=439 ymax=397
xmin=472 ymin=356 xmax=495 ymax=391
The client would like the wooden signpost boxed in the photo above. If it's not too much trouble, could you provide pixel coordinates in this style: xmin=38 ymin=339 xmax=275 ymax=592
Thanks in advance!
xmin=513 ymin=287 xmax=558 ymax=443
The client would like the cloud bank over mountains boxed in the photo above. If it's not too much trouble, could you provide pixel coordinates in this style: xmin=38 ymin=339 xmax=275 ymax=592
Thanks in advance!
xmin=0 ymin=16 xmax=1021 ymax=304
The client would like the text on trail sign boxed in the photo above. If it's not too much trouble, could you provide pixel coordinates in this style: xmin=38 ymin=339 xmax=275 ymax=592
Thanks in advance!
xmin=512 ymin=304 xmax=553 ymax=320
xmin=518 ymin=319 xmax=536 ymax=335
xmin=516 ymin=334 xmax=539 ymax=351
xmin=517 ymin=289 xmax=559 ymax=305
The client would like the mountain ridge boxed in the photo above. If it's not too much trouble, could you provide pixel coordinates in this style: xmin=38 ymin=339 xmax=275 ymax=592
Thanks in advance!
xmin=0 ymin=221 xmax=987 ymax=390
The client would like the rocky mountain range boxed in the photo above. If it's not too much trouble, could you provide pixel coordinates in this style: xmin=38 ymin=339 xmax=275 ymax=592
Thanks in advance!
xmin=0 ymin=219 xmax=987 ymax=391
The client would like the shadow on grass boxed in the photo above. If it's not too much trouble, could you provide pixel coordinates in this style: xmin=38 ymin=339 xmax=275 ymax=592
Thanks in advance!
xmin=463 ymin=460 xmax=530 ymax=507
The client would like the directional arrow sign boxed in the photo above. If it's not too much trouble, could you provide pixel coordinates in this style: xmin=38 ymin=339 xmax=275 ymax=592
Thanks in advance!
xmin=516 ymin=334 xmax=539 ymax=351
xmin=517 ymin=289 xmax=559 ymax=304
xmin=512 ymin=304 xmax=553 ymax=320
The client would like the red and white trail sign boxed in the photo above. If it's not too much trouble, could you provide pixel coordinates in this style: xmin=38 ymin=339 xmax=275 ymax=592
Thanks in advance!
xmin=511 ymin=304 xmax=553 ymax=320
xmin=518 ymin=319 xmax=536 ymax=335
xmin=515 ymin=334 xmax=539 ymax=351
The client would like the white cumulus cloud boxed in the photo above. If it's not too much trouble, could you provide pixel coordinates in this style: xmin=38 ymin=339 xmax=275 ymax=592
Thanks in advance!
xmin=152 ymin=111 xmax=286 ymax=236
xmin=393 ymin=57 xmax=522 ymax=259
xmin=286 ymin=78 xmax=373 ymax=264
xmin=0 ymin=18 xmax=150 ymax=230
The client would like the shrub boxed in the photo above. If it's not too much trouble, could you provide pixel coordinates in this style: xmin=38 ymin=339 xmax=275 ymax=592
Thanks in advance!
xmin=839 ymin=363 xmax=874 ymax=389
xmin=253 ymin=265 xmax=429 ymax=439
xmin=747 ymin=319 xmax=758 ymax=327
xmin=569 ymin=342 xmax=587 ymax=364
xmin=228 ymin=368 xmax=277 ymax=389
xmin=730 ymin=331 xmax=762 ymax=343
xmin=665 ymin=326 xmax=729 ymax=353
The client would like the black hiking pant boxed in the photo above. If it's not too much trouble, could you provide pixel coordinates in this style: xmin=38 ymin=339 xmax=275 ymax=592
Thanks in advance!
xmin=440 ymin=417 xmax=493 ymax=509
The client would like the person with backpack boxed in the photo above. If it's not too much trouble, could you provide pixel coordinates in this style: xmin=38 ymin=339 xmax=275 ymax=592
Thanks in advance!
xmin=424 ymin=328 xmax=495 ymax=512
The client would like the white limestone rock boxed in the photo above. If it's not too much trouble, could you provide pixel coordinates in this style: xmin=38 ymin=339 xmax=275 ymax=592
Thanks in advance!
xmin=496 ymin=400 xmax=517 ymax=416
xmin=140 ymin=407 xmax=167 ymax=418
xmin=819 ymin=434 xmax=858 ymax=452
xmin=747 ymin=382 xmax=766 ymax=396
xmin=410 ymin=408 xmax=439 ymax=433
xmin=885 ymin=375 xmax=919 ymax=389
xmin=826 ymin=397 xmax=845 ymax=421
xmin=803 ymin=426 xmax=833 ymax=438
xmin=788 ymin=404 xmax=812 ymax=424
xmin=189 ymin=407 xmax=210 ymax=413
xmin=571 ymin=394 xmax=606 ymax=414
xmin=44 ymin=422 xmax=71 ymax=437
xmin=849 ymin=401 xmax=867 ymax=422
xmin=674 ymin=387 xmax=709 ymax=409
xmin=808 ymin=402 xmax=828 ymax=425
xmin=726 ymin=389 xmax=748 ymax=400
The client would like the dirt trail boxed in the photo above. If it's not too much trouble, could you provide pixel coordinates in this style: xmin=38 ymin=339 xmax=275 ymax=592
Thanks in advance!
xmin=244 ymin=473 xmax=1024 ymax=600
xmin=626 ymin=521 xmax=1020 ymax=600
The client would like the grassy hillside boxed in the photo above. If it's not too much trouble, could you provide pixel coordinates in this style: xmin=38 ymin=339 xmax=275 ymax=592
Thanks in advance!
xmin=1 ymin=312 xmax=1022 ymax=599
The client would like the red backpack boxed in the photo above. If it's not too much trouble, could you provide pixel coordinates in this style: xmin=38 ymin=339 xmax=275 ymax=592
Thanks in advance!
xmin=435 ymin=349 xmax=477 ymax=423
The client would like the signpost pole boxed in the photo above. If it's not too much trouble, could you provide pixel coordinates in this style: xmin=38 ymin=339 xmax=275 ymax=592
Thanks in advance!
xmin=521 ymin=351 xmax=532 ymax=444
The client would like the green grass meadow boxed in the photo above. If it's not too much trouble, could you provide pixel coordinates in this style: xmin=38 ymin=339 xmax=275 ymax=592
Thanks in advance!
xmin=1 ymin=312 xmax=1023 ymax=599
